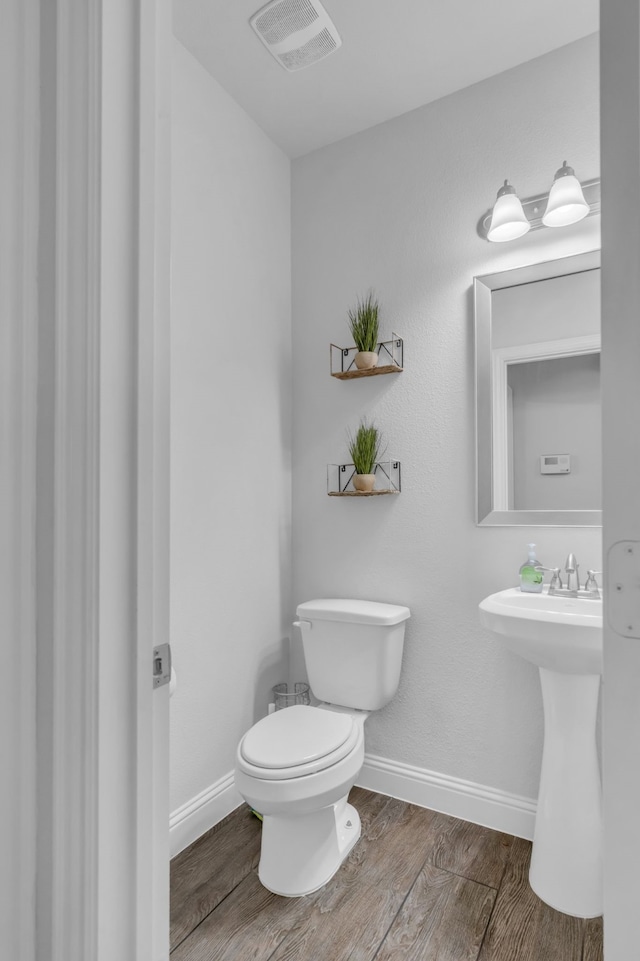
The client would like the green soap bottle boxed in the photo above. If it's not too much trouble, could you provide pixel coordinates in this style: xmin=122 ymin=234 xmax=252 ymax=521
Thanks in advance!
xmin=519 ymin=543 xmax=544 ymax=593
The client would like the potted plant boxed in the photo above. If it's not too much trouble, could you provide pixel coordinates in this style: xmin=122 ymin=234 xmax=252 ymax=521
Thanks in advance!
xmin=348 ymin=419 xmax=383 ymax=492
xmin=348 ymin=292 xmax=380 ymax=370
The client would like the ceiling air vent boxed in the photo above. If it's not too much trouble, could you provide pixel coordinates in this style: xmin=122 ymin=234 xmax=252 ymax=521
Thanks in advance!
xmin=250 ymin=0 xmax=342 ymax=72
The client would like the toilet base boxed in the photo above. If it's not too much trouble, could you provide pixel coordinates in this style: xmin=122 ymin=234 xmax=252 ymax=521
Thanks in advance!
xmin=258 ymin=795 xmax=361 ymax=897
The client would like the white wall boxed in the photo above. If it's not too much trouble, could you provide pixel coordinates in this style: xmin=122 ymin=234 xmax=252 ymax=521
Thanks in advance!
xmin=291 ymin=35 xmax=601 ymax=803
xmin=170 ymin=40 xmax=291 ymax=819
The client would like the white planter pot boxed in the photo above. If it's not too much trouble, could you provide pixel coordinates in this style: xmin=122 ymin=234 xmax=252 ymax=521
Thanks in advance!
xmin=354 ymin=351 xmax=378 ymax=370
xmin=353 ymin=474 xmax=376 ymax=492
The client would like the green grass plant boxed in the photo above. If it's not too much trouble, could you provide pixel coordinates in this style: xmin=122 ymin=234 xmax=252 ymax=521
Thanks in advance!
xmin=348 ymin=419 xmax=383 ymax=475
xmin=348 ymin=292 xmax=380 ymax=353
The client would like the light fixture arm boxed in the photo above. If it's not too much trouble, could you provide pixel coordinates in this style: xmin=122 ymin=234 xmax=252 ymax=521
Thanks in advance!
xmin=478 ymin=177 xmax=601 ymax=240
xmin=496 ymin=179 xmax=516 ymax=198
xmin=554 ymin=160 xmax=576 ymax=181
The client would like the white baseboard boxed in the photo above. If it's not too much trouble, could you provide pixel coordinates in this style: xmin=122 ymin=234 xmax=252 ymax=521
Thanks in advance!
xmin=357 ymin=753 xmax=537 ymax=841
xmin=170 ymin=755 xmax=537 ymax=859
xmin=170 ymin=771 xmax=243 ymax=858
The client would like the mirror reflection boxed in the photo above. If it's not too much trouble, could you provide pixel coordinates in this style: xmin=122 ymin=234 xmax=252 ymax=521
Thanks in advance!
xmin=475 ymin=250 xmax=601 ymax=526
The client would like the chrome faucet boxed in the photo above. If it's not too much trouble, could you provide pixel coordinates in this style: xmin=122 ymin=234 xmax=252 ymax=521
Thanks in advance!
xmin=536 ymin=554 xmax=601 ymax=599
xmin=564 ymin=553 xmax=580 ymax=593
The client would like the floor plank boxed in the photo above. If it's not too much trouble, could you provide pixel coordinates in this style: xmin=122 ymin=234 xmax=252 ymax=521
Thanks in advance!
xmin=349 ymin=785 xmax=393 ymax=836
xmin=477 ymin=837 xmax=584 ymax=961
xmin=426 ymin=812 xmax=513 ymax=889
xmin=583 ymin=917 xmax=604 ymax=961
xmin=368 ymin=862 xmax=496 ymax=961
xmin=170 ymin=870 xmax=311 ymax=961
xmin=170 ymin=805 xmax=261 ymax=951
xmin=268 ymin=877 xmax=412 ymax=961
xmin=341 ymin=797 xmax=443 ymax=890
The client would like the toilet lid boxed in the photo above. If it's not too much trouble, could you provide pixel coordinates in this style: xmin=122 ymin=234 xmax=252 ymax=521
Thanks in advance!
xmin=240 ymin=705 xmax=355 ymax=770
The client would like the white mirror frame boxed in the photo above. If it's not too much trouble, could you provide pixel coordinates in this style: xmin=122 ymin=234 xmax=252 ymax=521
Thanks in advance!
xmin=475 ymin=249 xmax=602 ymax=527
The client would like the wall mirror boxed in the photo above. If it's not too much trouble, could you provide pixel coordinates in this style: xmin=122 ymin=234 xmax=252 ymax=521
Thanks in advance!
xmin=475 ymin=249 xmax=601 ymax=526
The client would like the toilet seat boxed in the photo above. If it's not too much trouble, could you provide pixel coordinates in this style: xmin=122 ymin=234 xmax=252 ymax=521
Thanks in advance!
xmin=238 ymin=705 xmax=360 ymax=781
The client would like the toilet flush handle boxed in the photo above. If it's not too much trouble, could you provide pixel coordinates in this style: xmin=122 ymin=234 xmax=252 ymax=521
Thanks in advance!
xmin=293 ymin=619 xmax=312 ymax=632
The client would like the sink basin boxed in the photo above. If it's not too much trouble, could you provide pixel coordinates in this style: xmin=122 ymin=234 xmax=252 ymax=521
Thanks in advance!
xmin=479 ymin=587 xmax=602 ymax=674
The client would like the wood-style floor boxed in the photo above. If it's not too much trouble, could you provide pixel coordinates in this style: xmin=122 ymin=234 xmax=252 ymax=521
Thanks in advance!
xmin=170 ymin=787 xmax=603 ymax=961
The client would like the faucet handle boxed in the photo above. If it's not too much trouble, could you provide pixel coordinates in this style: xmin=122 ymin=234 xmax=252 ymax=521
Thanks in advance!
xmin=585 ymin=570 xmax=602 ymax=592
xmin=535 ymin=566 xmax=563 ymax=590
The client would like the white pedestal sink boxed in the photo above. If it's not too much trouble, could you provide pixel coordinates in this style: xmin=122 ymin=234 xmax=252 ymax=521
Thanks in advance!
xmin=479 ymin=587 xmax=603 ymax=918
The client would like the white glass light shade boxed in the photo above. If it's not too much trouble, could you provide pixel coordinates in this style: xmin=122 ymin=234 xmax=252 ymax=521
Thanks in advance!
xmin=542 ymin=163 xmax=589 ymax=227
xmin=487 ymin=184 xmax=530 ymax=243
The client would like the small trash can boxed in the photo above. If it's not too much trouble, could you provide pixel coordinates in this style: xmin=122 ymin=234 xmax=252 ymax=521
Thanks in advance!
xmin=272 ymin=682 xmax=310 ymax=711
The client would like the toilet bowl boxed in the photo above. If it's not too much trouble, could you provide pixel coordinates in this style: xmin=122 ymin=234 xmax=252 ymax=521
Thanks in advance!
xmin=234 ymin=598 xmax=410 ymax=897
xmin=235 ymin=704 xmax=367 ymax=896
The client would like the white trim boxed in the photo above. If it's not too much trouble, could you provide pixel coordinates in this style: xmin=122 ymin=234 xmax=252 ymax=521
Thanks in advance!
xmin=476 ymin=249 xmax=601 ymax=293
xmin=1 ymin=4 xmax=39 ymax=959
xmin=170 ymin=775 xmax=244 ymax=859
xmin=491 ymin=334 xmax=601 ymax=509
xmin=170 ymin=758 xmax=536 ymax=862
xmin=493 ymin=334 xmax=601 ymax=370
xmin=135 ymin=0 xmax=172 ymax=956
xmin=50 ymin=2 xmax=101 ymax=958
xmin=94 ymin=1 xmax=172 ymax=959
xmin=601 ymin=1 xmax=640 ymax=955
xmin=357 ymin=754 xmax=537 ymax=841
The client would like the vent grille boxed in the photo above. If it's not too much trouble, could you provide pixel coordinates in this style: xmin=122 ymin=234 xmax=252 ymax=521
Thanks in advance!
xmin=254 ymin=0 xmax=318 ymax=45
xmin=250 ymin=0 xmax=341 ymax=72
xmin=277 ymin=27 xmax=337 ymax=70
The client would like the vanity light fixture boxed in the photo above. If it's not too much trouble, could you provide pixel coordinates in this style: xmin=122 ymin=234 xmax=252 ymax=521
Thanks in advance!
xmin=480 ymin=164 xmax=600 ymax=242
xmin=486 ymin=181 xmax=531 ymax=243
xmin=542 ymin=161 xmax=589 ymax=227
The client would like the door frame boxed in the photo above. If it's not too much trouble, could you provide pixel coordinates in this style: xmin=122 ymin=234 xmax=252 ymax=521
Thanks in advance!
xmin=133 ymin=0 xmax=172 ymax=955
xmin=39 ymin=0 xmax=171 ymax=958
xmin=601 ymin=2 xmax=640 ymax=958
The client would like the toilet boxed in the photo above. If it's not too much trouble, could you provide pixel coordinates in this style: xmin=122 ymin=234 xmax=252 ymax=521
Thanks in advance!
xmin=234 ymin=598 xmax=411 ymax=897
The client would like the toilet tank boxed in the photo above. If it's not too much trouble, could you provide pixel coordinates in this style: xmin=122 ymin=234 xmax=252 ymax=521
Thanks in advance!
xmin=295 ymin=599 xmax=411 ymax=711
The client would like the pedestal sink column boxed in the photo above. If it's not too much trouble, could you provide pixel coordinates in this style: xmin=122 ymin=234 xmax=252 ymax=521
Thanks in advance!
xmin=529 ymin=668 xmax=603 ymax=918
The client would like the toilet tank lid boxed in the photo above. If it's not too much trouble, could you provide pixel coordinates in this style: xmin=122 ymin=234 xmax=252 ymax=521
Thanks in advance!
xmin=296 ymin=598 xmax=411 ymax=626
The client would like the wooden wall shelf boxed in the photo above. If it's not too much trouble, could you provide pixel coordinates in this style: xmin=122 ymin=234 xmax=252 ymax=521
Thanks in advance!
xmin=327 ymin=460 xmax=401 ymax=496
xmin=330 ymin=333 xmax=403 ymax=378
xmin=328 ymin=489 xmax=400 ymax=497
xmin=331 ymin=364 xmax=402 ymax=381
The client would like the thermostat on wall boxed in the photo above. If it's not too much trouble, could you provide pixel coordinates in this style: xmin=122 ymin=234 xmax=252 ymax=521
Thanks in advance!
xmin=540 ymin=454 xmax=571 ymax=474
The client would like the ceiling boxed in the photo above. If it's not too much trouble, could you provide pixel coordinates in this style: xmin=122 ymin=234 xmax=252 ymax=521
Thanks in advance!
xmin=173 ymin=0 xmax=599 ymax=158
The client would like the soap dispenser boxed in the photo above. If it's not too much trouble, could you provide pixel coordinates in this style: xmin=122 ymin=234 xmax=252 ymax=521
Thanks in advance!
xmin=519 ymin=544 xmax=544 ymax=593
